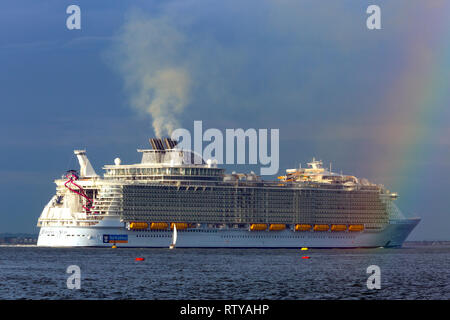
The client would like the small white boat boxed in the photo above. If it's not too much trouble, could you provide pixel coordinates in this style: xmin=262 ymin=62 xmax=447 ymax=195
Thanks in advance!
xmin=169 ymin=224 xmax=177 ymax=249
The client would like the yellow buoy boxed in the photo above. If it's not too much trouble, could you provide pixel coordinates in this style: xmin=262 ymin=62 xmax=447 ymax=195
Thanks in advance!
xmin=301 ymin=247 xmax=308 ymax=251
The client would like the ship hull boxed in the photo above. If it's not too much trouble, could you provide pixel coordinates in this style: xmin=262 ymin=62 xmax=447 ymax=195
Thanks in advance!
xmin=37 ymin=218 xmax=420 ymax=248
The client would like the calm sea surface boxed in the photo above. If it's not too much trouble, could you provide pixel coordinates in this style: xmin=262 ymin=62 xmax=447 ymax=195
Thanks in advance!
xmin=0 ymin=245 xmax=448 ymax=300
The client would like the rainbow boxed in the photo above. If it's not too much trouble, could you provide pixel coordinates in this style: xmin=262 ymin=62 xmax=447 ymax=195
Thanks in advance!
xmin=371 ymin=2 xmax=450 ymax=203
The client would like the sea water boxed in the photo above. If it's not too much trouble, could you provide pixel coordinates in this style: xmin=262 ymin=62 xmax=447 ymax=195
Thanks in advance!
xmin=0 ymin=244 xmax=448 ymax=300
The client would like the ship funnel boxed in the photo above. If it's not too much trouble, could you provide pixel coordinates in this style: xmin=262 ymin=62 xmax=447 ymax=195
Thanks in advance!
xmin=164 ymin=138 xmax=178 ymax=150
xmin=149 ymin=138 xmax=178 ymax=150
xmin=74 ymin=150 xmax=98 ymax=177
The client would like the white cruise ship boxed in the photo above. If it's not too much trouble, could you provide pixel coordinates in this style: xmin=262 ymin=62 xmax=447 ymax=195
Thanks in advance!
xmin=37 ymin=138 xmax=420 ymax=248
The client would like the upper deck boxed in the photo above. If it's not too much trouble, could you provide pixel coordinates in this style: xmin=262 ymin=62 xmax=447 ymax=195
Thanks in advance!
xmin=278 ymin=158 xmax=360 ymax=185
xmin=102 ymin=138 xmax=225 ymax=181
xmin=65 ymin=138 xmax=392 ymax=194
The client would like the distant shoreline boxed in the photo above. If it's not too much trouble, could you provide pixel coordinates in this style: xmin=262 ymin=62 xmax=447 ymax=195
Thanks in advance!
xmin=403 ymin=240 xmax=450 ymax=246
xmin=0 ymin=238 xmax=449 ymax=247
xmin=0 ymin=233 xmax=38 ymax=245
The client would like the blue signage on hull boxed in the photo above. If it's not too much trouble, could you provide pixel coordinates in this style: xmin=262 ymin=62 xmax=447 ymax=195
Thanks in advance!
xmin=103 ymin=234 xmax=128 ymax=243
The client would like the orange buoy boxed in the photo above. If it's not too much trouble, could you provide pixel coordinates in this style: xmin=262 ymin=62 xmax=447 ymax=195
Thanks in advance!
xmin=135 ymin=257 xmax=145 ymax=261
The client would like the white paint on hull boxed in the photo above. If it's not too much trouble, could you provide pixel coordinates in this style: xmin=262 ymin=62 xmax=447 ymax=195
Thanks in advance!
xmin=37 ymin=218 xmax=419 ymax=248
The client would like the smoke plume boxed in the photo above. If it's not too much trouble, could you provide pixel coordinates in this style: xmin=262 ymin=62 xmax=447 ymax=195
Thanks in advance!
xmin=109 ymin=11 xmax=190 ymax=137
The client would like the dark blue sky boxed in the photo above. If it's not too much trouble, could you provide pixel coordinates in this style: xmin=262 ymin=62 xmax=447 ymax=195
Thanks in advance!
xmin=0 ymin=1 xmax=449 ymax=240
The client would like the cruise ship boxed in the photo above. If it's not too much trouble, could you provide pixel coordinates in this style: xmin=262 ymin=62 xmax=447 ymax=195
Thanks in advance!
xmin=37 ymin=138 xmax=420 ymax=248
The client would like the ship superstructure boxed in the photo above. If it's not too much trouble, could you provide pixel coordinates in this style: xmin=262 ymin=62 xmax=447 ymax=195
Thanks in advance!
xmin=37 ymin=138 xmax=420 ymax=247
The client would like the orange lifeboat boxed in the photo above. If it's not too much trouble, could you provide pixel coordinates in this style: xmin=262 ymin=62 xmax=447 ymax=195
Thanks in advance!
xmin=250 ymin=224 xmax=267 ymax=231
xmin=129 ymin=222 xmax=149 ymax=230
xmin=313 ymin=224 xmax=329 ymax=231
xmin=171 ymin=223 xmax=188 ymax=230
xmin=295 ymin=224 xmax=312 ymax=231
xmin=269 ymin=224 xmax=286 ymax=231
xmin=348 ymin=224 xmax=364 ymax=232
xmin=331 ymin=224 xmax=347 ymax=232
xmin=150 ymin=222 xmax=169 ymax=230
